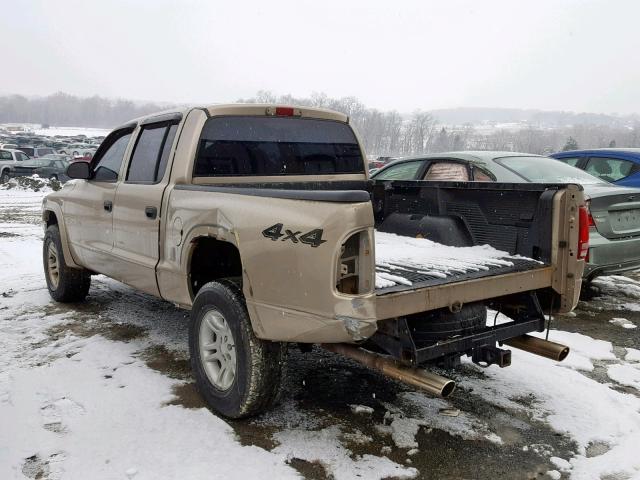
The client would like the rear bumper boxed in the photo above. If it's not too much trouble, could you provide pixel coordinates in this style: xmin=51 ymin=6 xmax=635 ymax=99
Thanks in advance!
xmin=586 ymin=231 xmax=640 ymax=280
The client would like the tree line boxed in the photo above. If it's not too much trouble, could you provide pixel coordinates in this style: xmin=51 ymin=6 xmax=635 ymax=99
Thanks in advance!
xmin=0 ymin=92 xmax=168 ymax=129
xmin=2 ymin=91 xmax=640 ymax=156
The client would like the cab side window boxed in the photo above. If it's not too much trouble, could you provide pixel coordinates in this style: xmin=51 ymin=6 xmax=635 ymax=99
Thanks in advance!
xmin=585 ymin=157 xmax=634 ymax=182
xmin=92 ymin=129 xmax=134 ymax=182
xmin=424 ymin=162 xmax=469 ymax=181
xmin=126 ymin=123 xmax=178 ymax=183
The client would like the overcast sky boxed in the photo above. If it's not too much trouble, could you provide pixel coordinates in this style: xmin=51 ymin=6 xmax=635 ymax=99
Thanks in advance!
xmin=2 ymin=0 xmax=639 ymax=114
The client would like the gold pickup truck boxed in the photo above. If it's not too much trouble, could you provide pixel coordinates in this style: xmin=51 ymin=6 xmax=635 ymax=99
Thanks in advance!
xmin=42 ymin=104 xmax=587 ymax=418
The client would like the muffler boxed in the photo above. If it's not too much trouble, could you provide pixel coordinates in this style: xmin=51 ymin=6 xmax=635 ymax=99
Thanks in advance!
xmin=503 ymin=334 xmax=570 ymax=362
xmin=322 ymin=343 xmax=455 ymax=397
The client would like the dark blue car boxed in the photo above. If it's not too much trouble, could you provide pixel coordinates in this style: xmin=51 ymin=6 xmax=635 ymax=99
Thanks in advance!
xmin=550 ymin=149 xmax=640 ymax=188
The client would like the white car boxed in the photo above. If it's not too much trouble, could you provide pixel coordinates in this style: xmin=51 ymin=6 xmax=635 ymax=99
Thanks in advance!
xmin=0 ymin=149 xmax=30 ymax=183
xmin=59 ymin=143 xmax=96 ymax=158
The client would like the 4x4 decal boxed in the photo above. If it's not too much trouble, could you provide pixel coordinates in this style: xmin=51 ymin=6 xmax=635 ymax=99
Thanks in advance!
xmin=262 ymin=223 xmax=326 ymax=247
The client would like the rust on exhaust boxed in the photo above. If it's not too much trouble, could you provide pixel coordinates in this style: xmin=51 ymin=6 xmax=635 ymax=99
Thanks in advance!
xmin=322 ymin=343 xmax=456 ymax=397
xmin=504 ymin=334 xmax=570 ymax=362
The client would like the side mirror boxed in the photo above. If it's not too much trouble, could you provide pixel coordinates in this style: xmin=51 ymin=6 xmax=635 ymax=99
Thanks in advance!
xmin=66 ymin=161 xmax=91 ymax=180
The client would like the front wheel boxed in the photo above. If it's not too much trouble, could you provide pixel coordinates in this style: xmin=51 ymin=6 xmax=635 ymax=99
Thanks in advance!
xmin=189 ymin=280 xmax=286 ymax=418
xmin=43 ymin=225 xmax=91 ymax=302
xmin=0 ymin=169 xmax=10 ymax=183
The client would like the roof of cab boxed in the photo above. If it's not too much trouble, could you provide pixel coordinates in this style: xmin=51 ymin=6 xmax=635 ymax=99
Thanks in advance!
xmin=120 ymin=103 xmax=349 ymax=130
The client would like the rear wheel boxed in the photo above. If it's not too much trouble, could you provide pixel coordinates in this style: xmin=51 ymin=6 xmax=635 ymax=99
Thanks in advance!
xmin=189 ymin=279 xmax=286 ymax=418
xmin=43 ymin=225 xmax=91 ymax=302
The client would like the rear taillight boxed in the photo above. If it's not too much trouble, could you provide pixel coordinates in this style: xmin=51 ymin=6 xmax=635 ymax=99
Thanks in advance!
xmin=578 ymin=205 xmax=590 ymax=260
xmin=336 ymin=231 xmax=372 ymax=295
xmin=584 ymin=199 xmax=595 ymax=227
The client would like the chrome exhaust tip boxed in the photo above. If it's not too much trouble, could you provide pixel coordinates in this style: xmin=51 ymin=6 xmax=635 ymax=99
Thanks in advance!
xmin=322 ymin=343 xmax=456 ymax=397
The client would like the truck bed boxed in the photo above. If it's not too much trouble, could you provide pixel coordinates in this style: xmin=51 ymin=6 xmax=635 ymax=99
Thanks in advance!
xmin=374 ymin=230 xmax=546 ymax=295
xmin=370 ymin=181 xmax=572 ymax=319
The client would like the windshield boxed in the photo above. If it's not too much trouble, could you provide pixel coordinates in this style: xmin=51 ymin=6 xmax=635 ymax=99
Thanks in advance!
xmin=496 ymin=156 xmax=607 ymax=185
xmin=194 ymin=116 xmax=364 ymax=176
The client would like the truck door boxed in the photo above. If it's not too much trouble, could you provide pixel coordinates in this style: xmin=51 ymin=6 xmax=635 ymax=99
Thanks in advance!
xmin=63 ymin=127 xmax=134 ymax=272
xmin=111 ymin=117 xmax=180 ymax=296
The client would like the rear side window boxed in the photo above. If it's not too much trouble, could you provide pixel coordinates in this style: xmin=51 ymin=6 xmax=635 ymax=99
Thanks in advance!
xmin=557 ymin=157 xmax=580 ymax=167
xmin=585 ymin=157 xmax=635 ymax=182
xmin=19 ymin=147 xmax=34 ymax=156
xmin=473 ymin=167 xmax=494 ymax=182
xmin=424 ymin=162 xmax=469 ymax=181
xmin=0 ymin=151 xmax=11 ymax=160
xmin=126 ymin=123 xmax=178 ymax=183
xmin=373 ymin=161 xmax=424 ymax=180
xmin=194 ymin=116 xmax=364 ymax=177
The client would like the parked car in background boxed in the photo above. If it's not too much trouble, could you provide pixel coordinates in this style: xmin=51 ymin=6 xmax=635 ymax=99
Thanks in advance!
xmin=58 ymin=143 xmax=95 ymax=158
xmin=550 ymin=149 xmax=640 ymax=188
xmin=371 ymin=152 xmax=640 ymax=281
xmin=16 ymin=146 xmax=57 ymax=158
xmin=10 ymin=156 xmax=70 ymax=181
xmin=0 ymin=149 xmax=30 ymax=182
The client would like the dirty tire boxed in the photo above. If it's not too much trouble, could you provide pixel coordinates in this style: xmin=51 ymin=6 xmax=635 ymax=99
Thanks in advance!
xmin=189 ymin=279 xmax=286 ymax=419
xmin=43 ymin=225 xmax=91 ymax=302
xmin=0 ymin=169 xmax=10 ymax=183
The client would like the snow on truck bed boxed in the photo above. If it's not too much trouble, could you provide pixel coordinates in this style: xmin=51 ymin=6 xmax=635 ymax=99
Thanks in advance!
xmin=375 ymin=232 xmax=541 ymax=292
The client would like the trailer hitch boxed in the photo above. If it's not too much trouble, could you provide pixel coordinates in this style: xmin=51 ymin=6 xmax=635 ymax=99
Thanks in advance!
xmin=472 ymin=345 xmax=511 ymax=368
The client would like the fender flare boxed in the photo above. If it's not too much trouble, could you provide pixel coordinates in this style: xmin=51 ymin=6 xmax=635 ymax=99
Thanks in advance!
xmin=42 ymin=202 xmax=82 ymax=269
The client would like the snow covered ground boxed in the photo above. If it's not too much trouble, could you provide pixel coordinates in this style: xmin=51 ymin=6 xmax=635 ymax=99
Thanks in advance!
xmin=1 ymin=186 xmax=640 ymax=479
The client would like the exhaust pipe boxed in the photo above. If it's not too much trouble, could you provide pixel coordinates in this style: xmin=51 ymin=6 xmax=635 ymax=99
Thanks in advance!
xmin=504 ymin=334 xmax=570 ymax=362
xmin=322 ymin=343 xmax=455 ymax=397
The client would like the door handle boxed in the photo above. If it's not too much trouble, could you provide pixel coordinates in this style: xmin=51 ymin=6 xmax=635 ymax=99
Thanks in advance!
xmin=145 ymin=206 xmax=158 ymax=219
xmin=104 ymin=200 xmax=113 ymax=212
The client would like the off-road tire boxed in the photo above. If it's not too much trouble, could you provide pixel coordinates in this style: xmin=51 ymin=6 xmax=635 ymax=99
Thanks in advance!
xmin=43 ymin=225 xmax=91 ymax=302
xmin=189 ymin=279 xmax=286 ymax=418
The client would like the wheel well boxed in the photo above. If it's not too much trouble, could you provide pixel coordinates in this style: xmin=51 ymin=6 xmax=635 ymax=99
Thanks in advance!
xmin=44 ymin=210 xmax=58 ymax=227
xmin=189 ymin=237 xmax=242 ymax=297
